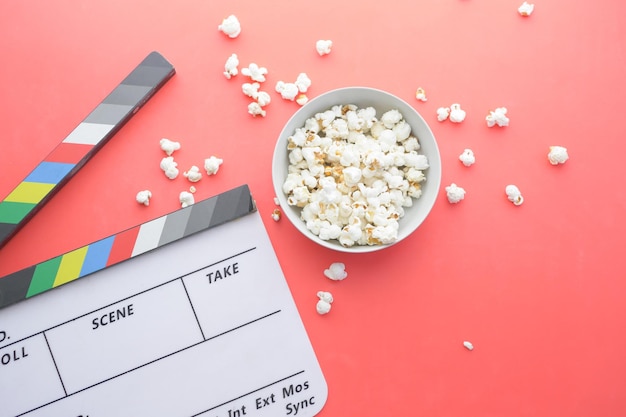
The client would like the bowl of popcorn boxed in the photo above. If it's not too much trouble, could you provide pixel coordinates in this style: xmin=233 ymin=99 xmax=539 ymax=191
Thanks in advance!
xmin=272 ymin=87 xmax=441 ymax=253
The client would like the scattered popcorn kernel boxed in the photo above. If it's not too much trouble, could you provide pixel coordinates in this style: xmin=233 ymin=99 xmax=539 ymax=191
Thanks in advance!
xmin=241 ymin=63 xmax=268 ymax=82
xmin=463 ymin=341 xmax=474 ymax=351
xmin=518 ymin=1 xmax=534 ymax=16
xmin=274 ymin=196 xmax=280 ymax=205
xmin=486 ymin=107 xmax=510 ymax=127
xmin=189 ymin=185 xmax=197 ymax=193
xmin=164 ymin=167 xmax=179 ymax=180
xmin=437 ymin=107 xmax=450 ymax=122
xmin=204 ymin=156 xmax=224 ymax=175
xmin=505 ymin=184 xmax=524 ymax=205
xmin=160 ymin=156 xmax=179 ymax=179
xmin=316 ymin=291 xmax=334 ymax=315
xmin=271 ymin=208 xmax=281 ymax=221
xmin=415 ymin=87 xmax=427 ymax=102
xmin=318 ymin=291 xmax=333 ymax=303
xmin=548 ymin=146 xmax=569 ymax=165
xmin=248 ymin=102 xmax=266 ymax=117
xmin=449 ymin=103 xmax=466 ymax=123
xmin=296 ymin=94 xmax=309 ymax=106
xmin=445 ymin=183 xmax=466 ymax=203
xmin=295 ymin=73 xmax=312 ymax=93
xmin=459 ymin=149 xmax=476 ymax=167
xmin=324 ymin=262 xmax=348 ymax=281
xmin=183 ymin=165 xmax=202 ymax=182
xmin=218 ymin=14 xmax=241 ymax=38
xmin=179 ymin=191 xmax=195 ymax=208
xmin=275 ymin=81 xmax=300 ymax=101
xmin=223 ymin=53 xmax=239 ymax=79
xmin=316 ymin=299 xmax=331 ymax=315
xmin=160 ymin=138 xmax=181 ymax=156
xmin=256 ymin=91 xmax=271 ymax=107
xmin=242 ymin=82 xmax=260 ymax=98
xmin=316 ymin=39 xmax=333 ymax=56
xmin=136 ymin=190 xmax=152 ymax=206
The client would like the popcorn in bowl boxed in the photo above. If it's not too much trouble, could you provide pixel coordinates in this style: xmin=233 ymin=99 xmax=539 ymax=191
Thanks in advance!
xmin=272 ymin=87 xmax=441 ymax=253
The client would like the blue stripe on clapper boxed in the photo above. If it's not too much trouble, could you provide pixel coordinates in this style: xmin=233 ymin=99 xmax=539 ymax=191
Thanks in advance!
xmin=80 ymin=236 xmax=116 ymax=277
xmin=24 ymin=162 xmax=75 ymax=184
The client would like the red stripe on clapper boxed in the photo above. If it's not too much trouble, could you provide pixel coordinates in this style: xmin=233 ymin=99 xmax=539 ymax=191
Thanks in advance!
xmin=46 ymin=143 xmax=95 ymax=164
xmin=106 ymin=226 xmax=141 ymax=266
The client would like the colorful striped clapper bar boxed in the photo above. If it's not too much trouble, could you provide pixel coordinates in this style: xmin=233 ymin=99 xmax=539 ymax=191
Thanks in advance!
xmin=0 ymin=184 xmax=256 ymax=309
xmin=0 ymin=51 xmax=175 ymax=249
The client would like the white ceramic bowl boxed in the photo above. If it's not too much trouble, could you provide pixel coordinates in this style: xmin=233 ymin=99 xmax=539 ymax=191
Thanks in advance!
xmin=272 ymin=87 xmax=441 ymax=253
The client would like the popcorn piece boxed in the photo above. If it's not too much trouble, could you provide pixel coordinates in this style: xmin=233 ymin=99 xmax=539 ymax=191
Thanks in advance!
xmin=136 ymin=190 xmax=152 ymax=206
xmin=437 ymin=106 xmax=450 ymax=122
xmin=241 ymin=63 xmax=268 ymax=82
xmin=189 ymin=185 xmax=197 ymax=193
xmin=459 ymin=149 xmax=475 ymax=167
xmin=218 ymin=14 xmax=241 ymax=38
xmin=548 ymin=146 xmax=569 ymax=165
xmin=324 ymin=262 xmax=348 ymax=281
xmin=183 ymin=165 xmax=202 ymax=182
xmin=160 ymin=138 xmax=181 ymax=156
xmin=271 ymin=208 xmax=281 ymax=221
xmin=463 ymin=341 xmax=474 ymax=351
xmin=274 ymin=196 xmax=280 ymax=205
xmin=343 ymin=166 xmax=362 ymax=186
xmin=505 ymin=184 xmax=524 ymax=205
xmin=415 ymin=87 xmax=427 ymax=102
xmin=381 ymin=109 xmax=403 ymax=129
xmin=449 ymin=103 xmax=466 ymax=123
xmin=248 ymin=101 xmax=266 ymax=117
xmin=242 ymin=82 xmax=260 ymax=98
xmin=316 ymin=40 xmax=333 ymax=56
xmin=179 ymin=191 xmax=195 ymax=208
xmin=445 ymin=183 xmax=466 ymax=204
xmin=223 ymin=53 xmax=239 ymax=79
xmin=295 ymin=73 xmax=312 ymax=93
xmin=256 ymin=91 xmax=271 ymax=107
xmin=160 ymin=156 xmax=179 ymax=179
xmin=296 ymin=94 xmax=309 ymax=106
xmin=204 ymin=156 xmax=224 ymax=175
xmin=318 ymin=291 xmax=333 ymax=303
xmin=316 ymin=291 xmax=334 ymax=315
xmin=316 ymin=299 xmax=331 ymax=315
xmin=518 ymin=1 xmax=534 ymax=16
xmin=244 ymin=82 xmax=270 ymax=115
xmin=275 ymin=81 xmax=300 ymax=101
xmin=486 ymin=107 xmax=510 ymax=127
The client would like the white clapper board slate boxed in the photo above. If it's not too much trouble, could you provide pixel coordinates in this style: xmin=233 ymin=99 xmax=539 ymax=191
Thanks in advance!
xmin=0 ymin=185 xmax=328 ymax=417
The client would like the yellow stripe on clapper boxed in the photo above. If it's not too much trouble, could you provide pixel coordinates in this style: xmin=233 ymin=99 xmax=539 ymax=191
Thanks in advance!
xmin=4 ymin=182 xmax=55 ymax=204
xmin=54 ymin=246 xmax=89 ymax=287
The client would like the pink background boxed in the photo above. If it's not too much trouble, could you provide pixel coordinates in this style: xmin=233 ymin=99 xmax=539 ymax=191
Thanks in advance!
xmin=1 ymin=1 xmax=625 ymax=415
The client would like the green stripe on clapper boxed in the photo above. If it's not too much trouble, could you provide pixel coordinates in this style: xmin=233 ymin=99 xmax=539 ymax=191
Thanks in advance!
xmin=0 ymin=201 xmax=36 ymax=224
xmin=26 ymin=256 xmax=63 ymax=298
